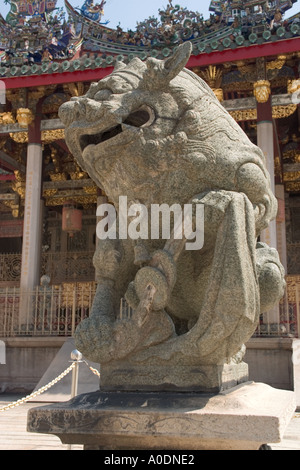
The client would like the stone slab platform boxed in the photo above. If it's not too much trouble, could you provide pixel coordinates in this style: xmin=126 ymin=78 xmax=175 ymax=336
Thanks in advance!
xmin=27 ymin=382 xmax=296 ymax=451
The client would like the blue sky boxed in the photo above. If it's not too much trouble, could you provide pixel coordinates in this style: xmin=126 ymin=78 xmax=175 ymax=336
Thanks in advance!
xmin=0 ymin=0 xmax=299 ymax=30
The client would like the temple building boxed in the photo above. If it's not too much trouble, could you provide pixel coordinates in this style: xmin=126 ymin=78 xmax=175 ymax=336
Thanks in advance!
xmin=0 ymin=0 xmax=300 ymax=397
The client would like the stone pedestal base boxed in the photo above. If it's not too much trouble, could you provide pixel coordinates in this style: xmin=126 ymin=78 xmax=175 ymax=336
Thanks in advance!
xmin=100 ymin=362 xmax=249 ymax=393
xmin=27 ymin=382 xmax=295 ymax=451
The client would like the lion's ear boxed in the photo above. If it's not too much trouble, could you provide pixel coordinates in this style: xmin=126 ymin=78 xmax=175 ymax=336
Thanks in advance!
xmin=141 ymin=42 xmax=192 ymax=90
xmin=114 ymin=60 xmax=127 ymax=72
xmin=163 ymin=42 xmax=193 ymax=82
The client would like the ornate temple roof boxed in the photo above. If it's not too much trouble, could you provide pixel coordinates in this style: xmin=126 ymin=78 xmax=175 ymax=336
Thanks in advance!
xmin=0 ymin=0 xmax=299 ymax=80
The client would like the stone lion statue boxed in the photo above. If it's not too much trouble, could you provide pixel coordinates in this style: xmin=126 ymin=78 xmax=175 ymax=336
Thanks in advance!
xmin=59 ymin=42 xmax=285 ymax=391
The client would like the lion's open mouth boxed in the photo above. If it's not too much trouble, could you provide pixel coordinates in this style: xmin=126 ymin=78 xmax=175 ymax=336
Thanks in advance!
xmin=80 ymin=124 xmax=123 ymax=152
xmin=79 ymin=106 xmax=155 ymax=153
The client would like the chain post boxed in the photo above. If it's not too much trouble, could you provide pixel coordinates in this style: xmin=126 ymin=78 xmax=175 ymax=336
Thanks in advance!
xmin=68 ymin=350 xmax=83 ymax=451
xmin=0 ymin=351 xmax=100 ymax=414
xmin=70 ymin=349 xmax=83 ymax=398
xmin=0 ymin=362 xmax=76 ymax=413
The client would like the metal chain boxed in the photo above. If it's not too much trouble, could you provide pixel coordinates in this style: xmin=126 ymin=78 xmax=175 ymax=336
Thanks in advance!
xmin=0 ymin=357 xmax=101 ymax=413
xmin=83 ymin=360 xmax=100 ymax=378
xmin=0 ymin=361 xmax=76 ymax=413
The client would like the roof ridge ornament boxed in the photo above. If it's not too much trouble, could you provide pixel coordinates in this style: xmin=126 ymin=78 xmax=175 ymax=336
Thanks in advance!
xmin=80 ymin=0 xmax=106 ymax=23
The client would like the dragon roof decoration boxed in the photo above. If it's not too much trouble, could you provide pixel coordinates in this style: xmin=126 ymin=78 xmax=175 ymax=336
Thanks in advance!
xmin=0 ymin=0 xmax=299 ymax=79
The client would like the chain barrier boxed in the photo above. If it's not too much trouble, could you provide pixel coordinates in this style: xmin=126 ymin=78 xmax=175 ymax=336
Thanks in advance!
xmin=0 ymin=353 xmax=101 ymax=413
xmin=83 ymin=361 xmax=101 ymax=378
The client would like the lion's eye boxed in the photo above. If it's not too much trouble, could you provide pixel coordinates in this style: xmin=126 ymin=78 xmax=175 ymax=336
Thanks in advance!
xmin=123 ymin=105 xmax=156 ymax=128
xmin=94 ymin=89 xmax=113 ymax=101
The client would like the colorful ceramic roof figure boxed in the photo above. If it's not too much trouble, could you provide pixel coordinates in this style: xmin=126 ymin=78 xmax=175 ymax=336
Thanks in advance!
xmin=210 ymin=0 xmax=297 ymax=12
xmin=0 ymin=0 xmax=79 ymax=67
xmin=5 ymin=0 xmax=58 ymax=24
xmin=66 ymin=0 xmax=299 ymax=54
xmin=0 ymin=0 xmax=299 ymax=80
xmin=209 ymin=0 xmax=297 ymax=25
xmin=80 ymin=0 xmax=106 ymax=22
xmin=22 ymin=0 xmax=57 ymax=16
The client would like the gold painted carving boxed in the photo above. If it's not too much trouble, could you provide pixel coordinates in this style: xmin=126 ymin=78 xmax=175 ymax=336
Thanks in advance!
xmin=70 ymin=172 xmax=89 ymax=180
xmin=283 ymin=149 xmax=300 ymax=163
xmin=69 ymin=167 xmax=89 ymax=180
xmin=45 ymin=194 xmax=97 ymax=207
xmin=49 ymin=172 xmax=68 ymax=182
xmin=16 ymin=108 xmax=34 ymax=128
xmin=3 ymin=200 xmax=20 ymax=218
xmin=253 ymin=80 xmax=271 ymax=103
xmin=223 ymin=77 xmax=288 ymax=94
xmin=10 ymin=129 xmax=65 ymax=144
xmin=266 ymin=55 xmax=286 ymax=71
xmin=236 ymin=61 xmax=255 ymax=76
xmin=83 ymin=185 xmax=98 ymax=195
xmin=59 ymin=281 xmax=96 ymax=306
xmin=0 ymin=112 xmax=15 ymax=125
xmin=229 ymin=104 xmax=297 ymax=122
xmin=283 ymin=171 xmax=300 ymax=182
xmin=6 ymin=86 xmax=56 ymax=114
xmin=275 ymin=156 xmax=282 ymax=183
xmin=42 ymin=129 xmax=65 ymax=143
xmin=200 ymin=66 xmax=223 ymax=88
xmin=272 ymin=104 xmax=297 ymax=119
xmin=198 ymin=66 xmax=224 ymax=102
xmin=9 ymin=132 xmax=28 ymax=144
xmin=229 ymin=109 xmax=257 ymax=122
xmin=11 ymin=170 xmax=26 ymax=199
xmin=2 ymin=181 xmax=21 ymax=217
xmin=223 ymin=81 xmax=254 ymax=93
xmin=287 ymin=79 xmax=300 ymax=94
xmin=64 ymin=82 xmax=86 ymax=97
xmin=286 ymin=182 xmax=300 ymax=192
xmin=6 ymin=89 xmax=27 ymax=109
xmin=212 ymin=88 xmax=224 ymax=102
xmin=286 ymin=275 xmax=300 ymax=303
xmin=43 ymin=188 xmax=58 ymax=198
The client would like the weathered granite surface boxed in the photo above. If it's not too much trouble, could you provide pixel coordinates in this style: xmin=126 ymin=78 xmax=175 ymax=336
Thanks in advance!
xmin=27 ymin=382 xmax=296 ymax=450
xmin=28 ymin=47 xmax=293 ymax=449
xmin=58 ymin=42 xmax=285 ymax=391
xmin=99 ymin=362 xmax=249 ymax=393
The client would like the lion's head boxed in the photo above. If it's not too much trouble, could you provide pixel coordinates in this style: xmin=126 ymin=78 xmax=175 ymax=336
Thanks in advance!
xmin=59 ymin=42 xmax=276 ymax=230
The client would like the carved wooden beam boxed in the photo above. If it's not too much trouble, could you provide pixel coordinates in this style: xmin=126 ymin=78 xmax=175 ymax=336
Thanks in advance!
xmin=0 ymin=118 xmax=65 ymax=134
xmin=284 ymin=163 xmax=300 ymax=173
xmin=223 ymin=93 xmax=297 ymax=112
xmin=223 ymin=97 xmax=256 ymax=112
xmin=0 ymin=193 xmax=16 ymax=201
xmin=0 ymin=150 xmax=26 ymax=173
xmin=43 ymin=179 xmax=95 ymax=190
xmin=41 ymin=119 xmax=65 ymax=131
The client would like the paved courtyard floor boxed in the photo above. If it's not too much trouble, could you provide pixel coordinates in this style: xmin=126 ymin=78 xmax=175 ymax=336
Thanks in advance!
xmin=0 ymin=395 xmax=83 ymax=450
xmin=0 ymin=394 xmax=299 ymax=450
